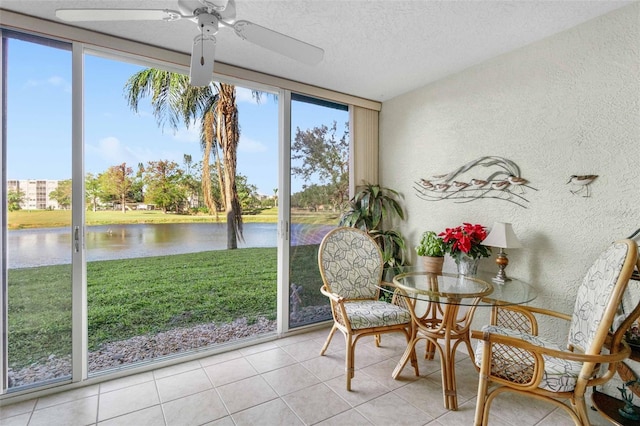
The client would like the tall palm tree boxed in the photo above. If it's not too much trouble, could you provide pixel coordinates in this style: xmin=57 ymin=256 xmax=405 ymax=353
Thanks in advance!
xmin=216 ymin=83 xmax=242 ymax=248
xmin=195 ymin=96 xmax=221 ymax=219
xmin=123 ymin=69 xmax=244 ymax=248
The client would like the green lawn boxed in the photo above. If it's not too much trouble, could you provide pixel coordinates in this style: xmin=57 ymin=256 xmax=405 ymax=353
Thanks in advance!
xmin=8 ymin=209 xmax=275 ymax=229
xmin=7 ymin=207 xmax=340 ymax=229
xmin=8 ymin=244 xmax=324 ymax=370
xmin=6 ymin=207 xmax=337 ymax=369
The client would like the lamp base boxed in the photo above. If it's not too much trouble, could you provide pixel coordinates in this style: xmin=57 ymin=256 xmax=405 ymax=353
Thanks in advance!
xmin=491 ymin=275 xmax=512 ymax=284
xmin=492 ymin=250 xmax=511 ymax=284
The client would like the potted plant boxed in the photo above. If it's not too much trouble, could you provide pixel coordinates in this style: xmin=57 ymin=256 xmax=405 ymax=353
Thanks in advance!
xmin=439 ymin=223 xmax=491 ymax=275
xmin=416 ymin=231 xmax=446 ymax=274
xmin=339 ymin=183 xmax=407 ymax=269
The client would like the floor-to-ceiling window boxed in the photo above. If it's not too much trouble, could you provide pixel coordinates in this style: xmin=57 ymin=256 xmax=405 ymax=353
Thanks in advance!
xmin=288 ymin=94 xmax=349 ymax=328
xmin=2 ymin=31 xmax=73 ymax=390
xmin=83 ymin=53 xmax=280 ymax=375
xmin=1 ymin=22 xmax=360 ymax=397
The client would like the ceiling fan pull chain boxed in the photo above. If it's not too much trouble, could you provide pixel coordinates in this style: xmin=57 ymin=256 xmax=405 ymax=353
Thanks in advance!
xmin=200 ymin=25 xmax=205 ymax=65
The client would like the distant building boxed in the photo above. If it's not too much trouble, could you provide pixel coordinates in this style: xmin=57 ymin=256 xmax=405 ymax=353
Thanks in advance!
xmin=7 ymin=179 xmax=60 ymax=210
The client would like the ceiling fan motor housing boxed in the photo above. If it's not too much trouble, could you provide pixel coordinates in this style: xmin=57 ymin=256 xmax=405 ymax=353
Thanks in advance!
xmin=197 ymin=13 xmax=219 ymax=35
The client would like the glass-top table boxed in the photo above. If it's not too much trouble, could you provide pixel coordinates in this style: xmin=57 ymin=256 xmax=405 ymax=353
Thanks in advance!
xmin=380 ymin=269 xmax=537 ymax=411
xmin=385 ymin=271 xmax=537 ymax=307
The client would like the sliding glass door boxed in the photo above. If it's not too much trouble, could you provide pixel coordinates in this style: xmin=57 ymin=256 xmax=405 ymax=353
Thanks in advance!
xmin=288 ymin=94 xmax=349 ymax=328
xmin=2 ymin=31 xmax=73 ymax=390
xmin=84 ymin=52 xmax=280 ymax=375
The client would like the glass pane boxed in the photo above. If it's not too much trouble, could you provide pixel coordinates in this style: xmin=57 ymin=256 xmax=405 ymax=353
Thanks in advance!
xmin=3 ymin=34 xmax=73 ymax=389
xmin=84 ymin=54 xmax=279 ymax=374
xmin=289 ymin=94 xmax=349 ymax=328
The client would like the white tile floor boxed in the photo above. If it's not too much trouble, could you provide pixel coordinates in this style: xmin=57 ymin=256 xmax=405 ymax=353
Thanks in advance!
xmin=0 ymin=327 xmax=612 ymax=425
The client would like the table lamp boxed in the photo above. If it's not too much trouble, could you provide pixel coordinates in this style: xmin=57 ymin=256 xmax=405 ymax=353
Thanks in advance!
xmin=482 ymin=222 xmax=522 ymax=283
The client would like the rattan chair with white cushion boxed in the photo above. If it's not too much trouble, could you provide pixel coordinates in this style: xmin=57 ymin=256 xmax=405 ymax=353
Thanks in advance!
xmin=472 ymin=239 xmax=639 ymax=425
xmin=318 ymin=227 xmax=417 ymax=391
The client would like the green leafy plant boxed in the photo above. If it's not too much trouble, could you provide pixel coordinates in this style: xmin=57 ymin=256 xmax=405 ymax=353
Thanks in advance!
xmin=339 ymin=183 xmax=404 ymax=231
xmin=416 ymin=231 xmax=445 ymax=257
xmin=339 ymin=183 xmax=406 ymax=268
xmin=370 ymin=229 xmax=407 ymax=268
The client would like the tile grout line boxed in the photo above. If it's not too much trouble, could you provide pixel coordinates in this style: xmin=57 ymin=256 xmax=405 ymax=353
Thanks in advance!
xmin=151 ymin=369 xmax=169 ymax=426
xmin=94 ymin=385 xmax=101 ymax=426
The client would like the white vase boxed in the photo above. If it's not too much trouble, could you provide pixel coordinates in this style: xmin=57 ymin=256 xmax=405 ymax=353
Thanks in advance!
xmin=456 ymin=254 xmax=479 ymax=276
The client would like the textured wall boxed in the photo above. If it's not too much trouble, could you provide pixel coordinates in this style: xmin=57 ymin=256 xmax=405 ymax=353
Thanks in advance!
xmin=379 ymin=3 xmax=640 ymax=337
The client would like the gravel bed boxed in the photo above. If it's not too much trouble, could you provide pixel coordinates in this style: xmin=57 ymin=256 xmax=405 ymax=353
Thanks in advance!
xmin=8 ymin=316 xmax=276 ymax=388
xmin=8 ymin=305 xmax=331 ymax=388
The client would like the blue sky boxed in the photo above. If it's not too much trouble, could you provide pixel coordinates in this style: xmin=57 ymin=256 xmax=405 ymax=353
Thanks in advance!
xmin=6 ymin=37 xmax=348 ymax=195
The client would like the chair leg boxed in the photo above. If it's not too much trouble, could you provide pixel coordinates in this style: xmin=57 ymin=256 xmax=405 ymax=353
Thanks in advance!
xmin=374 ymin=333 xmax=381 ymax=347
xmin=345 ymin=333 xmax=354 ymax=391
xmin=474 ymin=388 xmax=488 ymax=425
xmin=320 ymin=324 xmax=338 ymax=356
xmin=474 ymin=340 xmax=491 ymax=426
xmin=572 ymin=396 xmax=590 ymax=426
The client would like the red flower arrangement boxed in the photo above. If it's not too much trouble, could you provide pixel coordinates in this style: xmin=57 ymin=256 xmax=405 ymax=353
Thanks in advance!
xmin=439 ymin=223 xmax=491 ymax=262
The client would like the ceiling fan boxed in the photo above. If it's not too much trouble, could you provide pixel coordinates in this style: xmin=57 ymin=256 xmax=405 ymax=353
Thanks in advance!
xmin=55 ymin=0 xmax=324 ymax=86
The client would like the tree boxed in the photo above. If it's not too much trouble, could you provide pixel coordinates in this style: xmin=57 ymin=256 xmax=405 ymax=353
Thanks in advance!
xmin=85 ymin=173 xmax=102 ymax=211
xmin=7 ymin=189 xmax=24 ymax=211
xmin=235 ymin=174 xmax=259 ymax=211
xmin=101 ymin=163 xmax=133 ymax=213
xmin=182 ymin=154 xmax=200 ymax=210
xmin=293 ymin=184 xmax=331 ymax=211
xmin=129 ymin=163 xmax=146 ymax=203
xmin=124 ymin=70 xmax=250 ymax=248
xmin=183 ymin=154 xmax=193 ymax=175
xmin=216 ymin=83 xmax=243 ymax=249
xmin=292 ymin=121 xmax=349 ymax=211
xmin=49 ymin=179 xmax=72 ymax=209
xmin=124 ymin=69 xmax=220 ymax=218
xmin=143 ymin=160 xmax=186 ymax=212
xmin=199 ymin=96 xmax=222 ymax=218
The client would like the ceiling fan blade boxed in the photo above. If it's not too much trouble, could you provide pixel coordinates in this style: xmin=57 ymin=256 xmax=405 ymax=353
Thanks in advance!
xmin=56 ymin=9 xmax=183 ymax=22
xmin=232 ymin=20 xmax=324 ymax=65
xmin=190 ymin=35 xmax=217 ymax=87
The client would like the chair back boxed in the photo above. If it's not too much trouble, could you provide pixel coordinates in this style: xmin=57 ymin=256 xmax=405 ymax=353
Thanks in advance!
xmin=609 ymin=248 xmax=640 ymax=352
xmin=318 ymin=227 xmax=384 ymax=300
xmin=567 ymin=239 xmax=638 ymax=354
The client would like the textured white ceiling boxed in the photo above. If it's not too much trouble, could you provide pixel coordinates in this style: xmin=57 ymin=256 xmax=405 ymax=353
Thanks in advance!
xmin=0 ymin=0 xmax=634 ymax=101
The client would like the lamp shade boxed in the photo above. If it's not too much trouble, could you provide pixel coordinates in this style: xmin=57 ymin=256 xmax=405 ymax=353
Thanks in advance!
xmin=482 ymin=222 xmax=522 ymax=249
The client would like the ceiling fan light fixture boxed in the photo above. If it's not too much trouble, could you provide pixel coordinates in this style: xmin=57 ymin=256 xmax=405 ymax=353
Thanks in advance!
xmin=189 ymin=34 xmax=216 ymax=86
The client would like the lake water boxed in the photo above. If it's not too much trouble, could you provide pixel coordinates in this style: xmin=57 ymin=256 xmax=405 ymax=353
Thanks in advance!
xmin=8 ymin=222 xmax=335 ymax=268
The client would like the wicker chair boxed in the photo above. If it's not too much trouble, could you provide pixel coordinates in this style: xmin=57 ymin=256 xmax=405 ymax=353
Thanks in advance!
xmin=318 ymin=227 xmax=417 ymax=391
xmin=472 ymin=239 xmax=639 ymax=425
